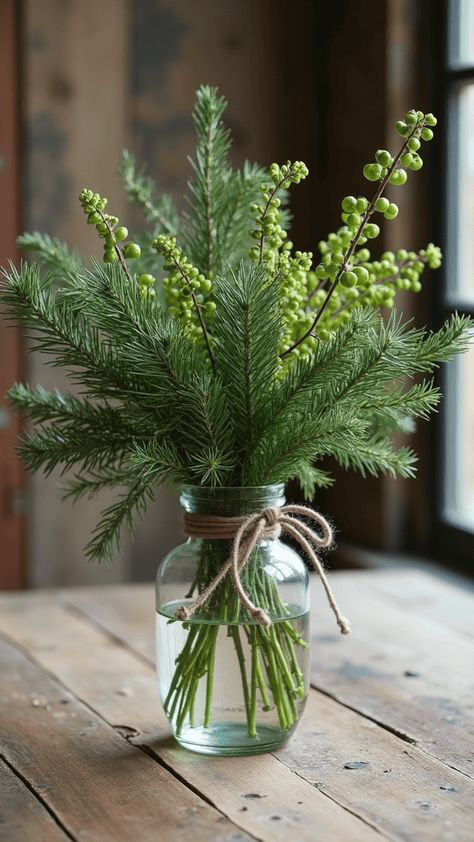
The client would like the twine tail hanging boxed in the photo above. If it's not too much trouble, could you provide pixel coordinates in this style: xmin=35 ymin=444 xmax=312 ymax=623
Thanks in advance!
xmin=175 ymin=504 xmax=350 ymax=635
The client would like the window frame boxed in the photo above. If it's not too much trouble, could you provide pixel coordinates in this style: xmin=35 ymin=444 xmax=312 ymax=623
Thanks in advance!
xmin=431 ymin=0 xmax=474 ymax=573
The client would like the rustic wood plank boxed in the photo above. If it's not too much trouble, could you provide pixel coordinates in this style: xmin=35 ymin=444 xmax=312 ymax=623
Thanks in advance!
xmin=0 ymin=759 xmax=70 ymax=842
xmin=277 ymin=693 xmax=472 ymax=842
xmin=0 ymin=634 xmax=253 ymax=842
xmin=309 ymin=572 xmax=474 ymax=777
xmin=352 ymin=568 xmax=474 ymax=638
xmin=2 ymin=592 xmax=473 ymax=841
xmin=0 ymin=593 xmax=387 ymax=841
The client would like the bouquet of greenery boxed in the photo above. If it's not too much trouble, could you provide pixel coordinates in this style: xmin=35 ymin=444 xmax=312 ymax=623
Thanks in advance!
xmin=2 ymin=86 xmax=471 ymax=745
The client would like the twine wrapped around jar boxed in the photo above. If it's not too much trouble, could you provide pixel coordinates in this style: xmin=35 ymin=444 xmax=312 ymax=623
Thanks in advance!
xmin=175 ymin=504 xmax=350 ymax=635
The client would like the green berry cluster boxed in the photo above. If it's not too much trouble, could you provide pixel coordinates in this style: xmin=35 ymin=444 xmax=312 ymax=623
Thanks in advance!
xmin=153 ymin=234 xmax=214 ymax=340
xmin=80 ymin=189 xmax=142 ymax=263
xmin=363 ymin=109 xmax=436 ymax=187
xmin=249 ymin=161 xmax=309 ymax=272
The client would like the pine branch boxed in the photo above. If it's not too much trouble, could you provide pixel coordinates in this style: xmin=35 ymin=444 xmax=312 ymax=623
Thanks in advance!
xmin=120 ymin=150 xmax=179 ymax=234
xmin=17 ymin=231 xmax=82 ymax=277
xmin=218 ymin=162 xmax=267 ymax=264
xmin=332 ymin=435 xmax=418 ymax=479
xmin=85 ymin=440 xmax=191 ymax=562
xmin=246 ymin=405 xmax=366 ymax=486
xmin=290 ymin=462 xmax=334 ymax=500
xmin=183 ymin=85 xmax=232 ymax=275
xmin=213 ymin=262 xmax=283 ymax=465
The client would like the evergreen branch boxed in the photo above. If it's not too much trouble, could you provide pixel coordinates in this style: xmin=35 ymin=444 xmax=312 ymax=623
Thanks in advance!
xmin=17 ymin=231 xmax=82 ymax=277
xmin=333 ymin=435 xmax=418 ymax=479
xmin=213 ymin=262 xmax=283 ymax=462
xmin=17 ymin=425 xmax=136 ymax=477
xmin=290 ymin=462 xmax=334 ymax=500
xmin=184 ymin=85 xmax=231 ymax=275
xmin=1 ymin=262 xmax=137 ymax=401
xmin=85 ymin=475 xmax=155 ymax=562
xmin=120 ymin=150 xmax=178 ymax=234
xmin=246 ymin=406 xmax=366 ymax=486
xmin=218 ymin=162 xmax=267 ymax=263
xmin=62 ymin=466 xmax=132 ymax=501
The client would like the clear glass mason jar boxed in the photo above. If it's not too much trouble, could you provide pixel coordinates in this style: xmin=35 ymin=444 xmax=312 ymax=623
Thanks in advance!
xmin=155 ymin=485 xmax=310 ymax=756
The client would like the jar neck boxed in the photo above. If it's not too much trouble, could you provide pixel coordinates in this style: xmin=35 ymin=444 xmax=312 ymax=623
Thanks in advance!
xmin=179 ymin=484 xmax=285 ymax=517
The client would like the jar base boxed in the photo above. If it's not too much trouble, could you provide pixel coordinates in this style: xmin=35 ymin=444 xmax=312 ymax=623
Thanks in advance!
xmin=174 ymin=721 xmax=292 ymax=756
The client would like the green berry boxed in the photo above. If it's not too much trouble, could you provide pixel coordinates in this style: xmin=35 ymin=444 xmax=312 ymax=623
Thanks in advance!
xmin=341 ymin=196 xmax=357 ymax=212
xmin=204 ymin=301 xmax=217 ymax=315
xmin=375 ymin=149 xmax=392 ymax=167
xmin=407 ymin=137 xmax=421 ymax=152
xmin=395 ymin=120 xmax=408 ymax=136
xmin=138 ymin=273 xmax=155 ymax=287
xmin=341 ymin=270 xmax=358 ymax=288
xmin=401 ymin=152 xmax=414 ymax=167
xmin=103 ymin=250 xmax=118 ymax=263
xmin=384 ymin=202 xmax=399 ymax=220
xmin=200 ymin=278 xmax=212 ymax=293
xmin=356 ymin=248 xmax=370 ymax=262
xmin=363 ymin=163 xmax=382 ymax=182
xmin=364 ymin=223 xmax=380 ymax=239
xmin=421 ymin=127 xmax=433 ymax=141
xmin=355 ymin=197 xmax=369 ymax=213
xmin=105 ymin=233 xmax=117 ymax=247
xmin=375 ymin=197 xmax=390 ymax=213
xmin=115 ymin=226 xmax=128 ymax=242
xmin=317 ymin=328 xmax=330 ymax=342
xmin=389 ymin=168 xmax=408 ymax=186
xmin=410 ymin=154 xmax=423 ymax=171
xmin=123 ymin=242 xmax=141 ymax=259
xmin=347 ymin=213 xmax=362 ymax=229
xmin=425 ymin=113 xmax=437 ymax=127
xmin=353 ymin=266 xmax=369 ymax=284
xmin=405 ymin=110 xmax=418 ymax=126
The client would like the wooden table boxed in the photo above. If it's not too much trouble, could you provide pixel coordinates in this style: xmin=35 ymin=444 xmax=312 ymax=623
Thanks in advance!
xmin=0 ymin=569 xmax=473 ymax=841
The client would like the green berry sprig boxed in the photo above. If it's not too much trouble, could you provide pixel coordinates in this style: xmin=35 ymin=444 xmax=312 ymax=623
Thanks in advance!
xmin=282 ymin=109 xmax=437 ymax=358
xmin=153 ymin=235 xmax=215 ymax=370
xmin=249 ymin=161 xmax=308 ymax=271
xmin=80 ymin=189 xmax=155 ymax=298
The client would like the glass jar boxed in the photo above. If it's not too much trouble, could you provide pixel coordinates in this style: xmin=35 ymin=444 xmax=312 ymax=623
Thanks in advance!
xmin=155 ymin=485 xmax=310 ymax=756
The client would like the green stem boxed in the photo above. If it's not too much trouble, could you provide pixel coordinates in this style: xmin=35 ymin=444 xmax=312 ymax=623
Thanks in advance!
xmin=204 ymin=626 xmax=218 ymax=727
xmin=231 ymin=626 xmax=251 ymax=725
xmin=249 ymin=626 xmax=258 ymax=737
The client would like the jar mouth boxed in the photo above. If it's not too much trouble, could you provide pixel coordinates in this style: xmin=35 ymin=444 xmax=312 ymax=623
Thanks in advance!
xmin=179 ymin=484 xmax=286 ymax=515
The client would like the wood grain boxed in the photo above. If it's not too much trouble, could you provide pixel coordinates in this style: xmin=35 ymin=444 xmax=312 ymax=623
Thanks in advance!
xmin=0 ymin=759 xmax=70 ymax=842
xmin=0 ymin=594 xmax=383 ymax=842
xmin=1 ymin=585 xmax=473 ymax=841
xmin=59 ymin=573 xmax=474 ymax=777
xmin=354 ymin=568 xmax=474 ymax=638
xmin=310 ymin=571 xmax=474 ymax=777
xmin=0 ymin=634 xmax=252 ymax=842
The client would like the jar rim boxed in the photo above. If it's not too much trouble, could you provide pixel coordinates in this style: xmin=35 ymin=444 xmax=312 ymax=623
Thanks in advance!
xmin=179 ymin=484 xmax=286 ymax=514
xmin=180 ymin=483 xmax=285 ymax=495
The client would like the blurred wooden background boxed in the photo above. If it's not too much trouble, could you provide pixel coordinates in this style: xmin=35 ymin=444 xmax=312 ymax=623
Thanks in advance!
xmin=0 ymin=0 xmax=436 ymax=587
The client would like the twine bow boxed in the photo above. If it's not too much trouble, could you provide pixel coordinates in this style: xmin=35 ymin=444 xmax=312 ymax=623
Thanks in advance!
xmin=175 ymin=504 xmax=350 ymax=635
